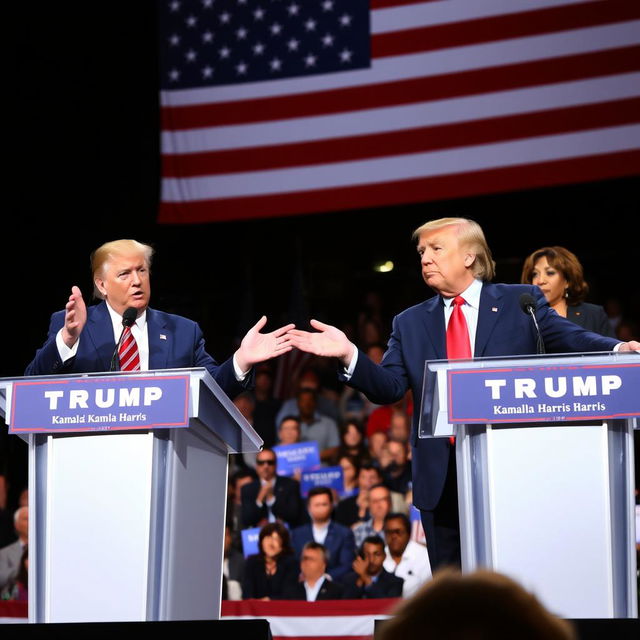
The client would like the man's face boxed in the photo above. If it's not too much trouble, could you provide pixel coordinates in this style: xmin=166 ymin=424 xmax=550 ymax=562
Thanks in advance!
xmin=358 ymin=468 xmax=381 ymax=491
xmin=15 ymin=507 xmax=28 ymax=539
xmin=256 ymin=451 xmax=277 ymax=481
xmin=279 ymin=418 xmax=300 ymax=445
xmin=362 ymin=542 xmax=386 ymax=576
xmin=300 ymin=547 xmax=326 ymax=582
xmin=297 ymin=391 xmax=316 ymax=418
xmin=387 ymin=441 xmax=407 ymax=466
xmin=368 ymin=487 xmax=391 ymax=520
xmin=308 ymin=493 xmax=332 ymax=524
xmin=384 ymin=518 xmax=410 ymax=557
xmin=417 ymin=226 xmax=475 ymax=297
xmin=94 ymin=251 xmax=151 ymax=316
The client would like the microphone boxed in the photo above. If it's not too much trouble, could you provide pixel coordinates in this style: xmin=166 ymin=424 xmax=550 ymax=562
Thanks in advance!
xmin=110 ymin=307 xmax=139 ymax=371
xmin=519 ymin=293 xmax=545 ymax=354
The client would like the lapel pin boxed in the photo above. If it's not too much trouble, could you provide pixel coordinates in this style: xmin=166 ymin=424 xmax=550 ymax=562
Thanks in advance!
xmin=491 ymin=307 xmax=498 ymax=312
xmin=160 ymin=334 xmax=167 ymax=340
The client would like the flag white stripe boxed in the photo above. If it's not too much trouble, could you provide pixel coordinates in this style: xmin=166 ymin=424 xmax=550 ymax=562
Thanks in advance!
xmin=222 ymin=614 xmax=391 ymax=637
xmin=161 ymin=124 xmax=640 ymax=201
xmin=160 ymin=21 xmax=640 ymax=107
xmin=161 ymin=73 xmax=640 ymax=154
xmin=372 ymin=0 xmax=589 ymax=34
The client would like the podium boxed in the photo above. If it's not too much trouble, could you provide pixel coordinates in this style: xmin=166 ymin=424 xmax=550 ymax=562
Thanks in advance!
xmin=0 ymin=368 xmax=262 ymax=623
xmin=419 ymin=351 xmax=639 ymax=619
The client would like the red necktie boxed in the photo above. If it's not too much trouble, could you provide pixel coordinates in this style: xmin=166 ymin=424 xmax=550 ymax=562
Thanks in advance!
xmin=446 ymin=296 xmax=472 ymax=360
xmin=118 ymin=326 xmax=140 ymax=371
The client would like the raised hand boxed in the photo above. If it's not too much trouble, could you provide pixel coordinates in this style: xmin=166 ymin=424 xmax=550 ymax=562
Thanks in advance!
xmin=287 ymin=319 xmax=355 ymax=366
xmin=61 ymin=286 xmax=87 ymax=348
xmin=235 ymin=316 xmax=295 ymax=372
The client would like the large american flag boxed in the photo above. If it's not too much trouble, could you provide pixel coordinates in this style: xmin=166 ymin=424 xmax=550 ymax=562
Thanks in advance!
xmin=158 ymin=0 xmax=640 ymax=224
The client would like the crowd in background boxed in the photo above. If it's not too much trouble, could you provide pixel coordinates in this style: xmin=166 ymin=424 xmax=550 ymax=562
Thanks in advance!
xmin=0 ymin=266 xmax=637 ymax=604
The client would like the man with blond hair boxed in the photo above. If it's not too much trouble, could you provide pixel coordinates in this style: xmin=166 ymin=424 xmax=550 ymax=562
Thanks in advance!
xmin=26 ymin=239 xmax=295 ymax=398
xmin=289 ymin=217 xmax=639 ymax=570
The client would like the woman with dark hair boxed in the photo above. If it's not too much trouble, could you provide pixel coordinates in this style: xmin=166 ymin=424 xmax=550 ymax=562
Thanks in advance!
xmin=332 ymin=418 xmax=369 ymax=465
xmin=521 ymin=246 xmax=615 ymax=337
xmin=338 ymin=454 xmax=360 ymax=498
xmin=241 ymin=522 xmax=299 ymax=600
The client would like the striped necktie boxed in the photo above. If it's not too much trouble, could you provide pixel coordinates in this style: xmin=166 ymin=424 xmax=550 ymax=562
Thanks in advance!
xmin=118 ymin=325 xmax=140 ymax=371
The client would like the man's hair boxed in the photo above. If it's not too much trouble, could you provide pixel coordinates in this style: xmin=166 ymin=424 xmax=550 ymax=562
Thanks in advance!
xmin=257 ymin=447 xmax=276 ymax=461
xmin=302 ymin=541 xmax=328 ymax=563
xmin=359 ymin=463 xmax=382 ymax=477
xmin=360 ymin=535 xmax=385 ymax=554
xmin=368 ymin=483 xmax=391 ymax=497
xmin=384 ymin=512 xmax=411 ymax=535
xmin=520 ymin=246 xmax=589 ymax=306
xmin=279 ymin=415 xmax=301 ymax=429
xmin=412 ymin=217 xmax=496 ymax=281
xmin=307 ymin=486 xmax=334 ymax=504
xmin=91 ymin=239 xmax=154 ymax=299
xmin=377 ymin=568 xmax=576 ymax=640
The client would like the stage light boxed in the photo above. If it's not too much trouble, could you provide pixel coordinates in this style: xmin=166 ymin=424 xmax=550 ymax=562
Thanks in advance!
xmin=373 ymin=260 xmax=394 ymax=273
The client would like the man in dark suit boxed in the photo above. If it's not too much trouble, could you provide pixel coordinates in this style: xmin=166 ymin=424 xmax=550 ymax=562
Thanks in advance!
xmin=25 ymin=239 xmax=295 ymax=399
xmin=341 ymin=536 xmax=403 ymax=599
xmin=284 ymin=542 xmax=344 ymax=601
xmin=241 ymin=448 xmax=303 ymax=529
xmin=288 ymin=217 xmax=640 ymax=571
xmin=291 ymin=487 xmax=355 ymax=581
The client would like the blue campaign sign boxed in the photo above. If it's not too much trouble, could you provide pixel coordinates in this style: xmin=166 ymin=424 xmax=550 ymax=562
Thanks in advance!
xmin=9 ymin=374 xmax=190 ymax=434
xmin=241 ymin=527 xmax=261 ymax=558
xmin=273 ymin=442 xmax=320 ymax=476
xmin=300 ymin=466 xmax=344 ymax=497
xmin=447 ymin=362 xmax=640 ymax=424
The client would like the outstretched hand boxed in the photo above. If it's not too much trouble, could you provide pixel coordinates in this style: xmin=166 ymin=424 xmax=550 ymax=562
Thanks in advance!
xmin=287 ymin=319 xmax=355 ymax=366
xmin=235 ymin=316 xmax=295 ymax=372
xmin=62 ymin=286 xmax=87 ymax=348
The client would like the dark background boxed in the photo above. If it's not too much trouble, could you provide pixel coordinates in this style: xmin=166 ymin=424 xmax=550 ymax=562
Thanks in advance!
xmin=2 ymin=2 xmax=638 ymax=503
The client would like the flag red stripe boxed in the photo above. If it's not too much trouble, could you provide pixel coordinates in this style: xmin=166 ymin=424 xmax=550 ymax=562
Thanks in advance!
xmin=161 ymin=97 xmax=640 ymax=177
xmin=160 ymin=46 xmax=640 ymax=130
xmin=158 ymin=150 xmax=640 ymax=224
xmin=222 ymin=598 xmax=398 ymax=616
xmin=372 ymin=1 xmax=640 ymax=58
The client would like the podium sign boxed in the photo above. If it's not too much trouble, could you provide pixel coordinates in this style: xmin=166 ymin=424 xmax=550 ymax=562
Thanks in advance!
xmin=9 ymin=374 xmax=190 ymax=433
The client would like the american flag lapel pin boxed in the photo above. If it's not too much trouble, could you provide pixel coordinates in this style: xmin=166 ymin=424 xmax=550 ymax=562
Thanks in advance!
xmin=160 ymin=334 xmax=167 ymax=340
xmin=491 ymin=307 xmax=498 ymax=312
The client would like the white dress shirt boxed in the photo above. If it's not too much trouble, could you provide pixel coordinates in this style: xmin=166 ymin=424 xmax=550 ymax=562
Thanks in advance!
xmin=304 ymin=575 xmax=326 ymax=602
xmin=383 ymin=539 xmax=432 ymax=598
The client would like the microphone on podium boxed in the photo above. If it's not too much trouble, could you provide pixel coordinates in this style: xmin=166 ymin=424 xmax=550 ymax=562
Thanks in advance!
xmin=110 ymin=307 xmax=139 ymax=371
xmin=519 ymin=293 xmax=545 ymax=355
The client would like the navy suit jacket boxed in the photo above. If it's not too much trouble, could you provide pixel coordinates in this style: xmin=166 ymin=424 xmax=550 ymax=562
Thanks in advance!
xmin=345 ymin=283 xmax=619 ymax=511
xmin=24 ymin=301 xmax=248 ymax=399
xmin=341 ymin=568 xmax=403 ymax=599
xmin=241 ymin=475 xmax=304 ymax=528
xmin=291 ymin=521 xmax=355 ymax=581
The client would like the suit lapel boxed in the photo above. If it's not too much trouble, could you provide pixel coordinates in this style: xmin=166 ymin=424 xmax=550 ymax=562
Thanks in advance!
xmin=84 ymin=302 xmax=118 ymax=371
xmin=147 ymin=308 xmax=169 ymax=370
xmin=475 ymin=282 xmax=501 ymax=357
xmin=421 ymin=295 xmax=446 ymax=359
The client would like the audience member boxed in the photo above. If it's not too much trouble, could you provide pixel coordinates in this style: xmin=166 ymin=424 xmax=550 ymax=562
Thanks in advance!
xmin=377 ymin=568 xmax=576 ymax=640
xmin=277 ymin=415 xmax=302 ymax=445
xmin=338 ymin=455 xmax=360 ymax=498
xmin=227 ymin=468 xmax=257 ymax=535
xmin=387 ymin=411 xmax=411 ymax=445
xmin=382 ymin=513 xmax=431 ymax=598
xmin=0 ymin=506 xmax=28 ymax=591
xmin=342 ymin=536 xmax=403 ymax=599
xmin=368 ymin=431 xmax=390 ymax=468
xmin=275 ymin=369 xmax=340 ymax=428
xmin=223 ymin=524 xmax=245 ymax=600
xmin=339 ymin=344 xmax=383 ymax=421
xmin=241 ymin=448 xmax=303 ymax=529
xmin=241 ymin=522 xmax=299 ymax=600
xmin=233 ymin=391 xmax=259 ymax=469
xmin=252 ymin=365 xmax=282 ymax=449
xmin=284 ymin=542 xmax=345 ymax=601
xmin=382 ymin=440 xmax=412 ymax=495
xmin=353 ymin=484 xmax=392 ymax=549
xmin=296 ymin=389 xmax=340 ymax=462
xmin=334 ymin=463 xmax=382 ymax=528
xmin=0 ymin=545 xmax=28 ymax=602
xmin=291 ymin=487 xmax=355 ymax=582
xmin=332 ymin=418 xmax=369 ymax=465
xmin=366 ymin=393 xmax=413 ymax=438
